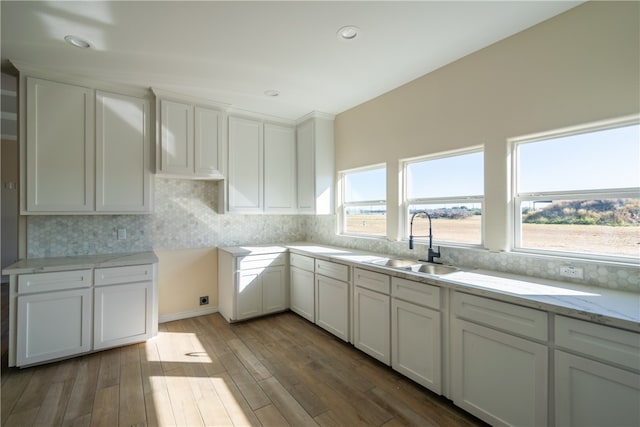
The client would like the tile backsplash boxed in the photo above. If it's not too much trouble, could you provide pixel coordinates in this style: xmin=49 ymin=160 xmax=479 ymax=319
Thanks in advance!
xmin=27 ymin=178 xmax=305 ymax=257
xmin=302 ymin=215 xmax=640 ymax=293
xmin=26 ymin=178 xmax=638 ymax=292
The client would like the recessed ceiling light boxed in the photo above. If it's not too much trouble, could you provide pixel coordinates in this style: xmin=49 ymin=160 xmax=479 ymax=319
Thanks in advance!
xmin=64 ymin=35 xmax=91 ymax=49
xmin=337 ymin=26 xmax=360 ymax=41
xmin=264 ymin=89 xmax=280 ymax=97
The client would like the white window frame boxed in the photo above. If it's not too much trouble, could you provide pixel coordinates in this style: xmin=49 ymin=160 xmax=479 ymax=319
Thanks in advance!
xmin=339 ymin=163 xmax=387 ymax=238
xmin=401 ymin=146 xmax=484 ymax=247
xmin=511 ymin=115 xmax=640 ymax=262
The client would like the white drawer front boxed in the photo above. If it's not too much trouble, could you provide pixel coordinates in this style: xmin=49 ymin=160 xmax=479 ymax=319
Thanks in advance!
xmin=555 ymin=315 xmax=640 ymax=371
xmin=95 ymin=264 xmax=154 ymax=286
xmin=18 ymin=269 xmax=92 ymax=294
xmin=354 ymin=268 xmax=390 ymax=294
xmin=315 ymin=259 xmax=349 ymax=282
xmin=239 ymin=253 xmax=286 ymax=270
xmin=392 ymin=277 xmax=440 ymax=310
xmin=453 ymin=292 xmax=548 ymax=341
xmin=290 ymin=253 xmax=314 ymax=272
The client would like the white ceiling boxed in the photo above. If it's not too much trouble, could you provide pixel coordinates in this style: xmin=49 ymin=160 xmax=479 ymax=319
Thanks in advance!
xmin=1 ymin=1 xmax=583 ymax=120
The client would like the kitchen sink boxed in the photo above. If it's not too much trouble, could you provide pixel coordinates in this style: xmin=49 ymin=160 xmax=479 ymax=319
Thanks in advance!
xmin=370 ymin=258 xmax=419 ymax=268
xmin=407 ymin=263 xmax=458 ymax=275
xmin=369 ymin=258 xmax=458 ymax=276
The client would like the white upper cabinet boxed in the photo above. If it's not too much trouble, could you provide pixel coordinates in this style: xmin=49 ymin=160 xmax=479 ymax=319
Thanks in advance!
xmin=159 ymin=99 xmax=193 ymax=175
xmin=96 ymin=91 xmax=151 ymax=212
xmin=228 ymin=116 xmax=264 ymax=212
xmin=22 ymin=75 xmax=152 ymax=214
xmin=264 ymin=123 xmax=296 ymax=213
xmin=155 ymin=90 xmax=224 ymax=180
xmin=227 ymin=116 xmax=296 ymax=213
xmin=296 ymin=116 xmax=334 ymax=215
xmin=25 ymin=77 xmax=95 ymax=212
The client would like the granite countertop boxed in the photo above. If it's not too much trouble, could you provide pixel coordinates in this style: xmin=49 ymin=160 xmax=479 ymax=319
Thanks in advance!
xmin=223 ymin=242 xmax=640 ymax=333
xmin=2 ymin=251 xmax=159 ymax=275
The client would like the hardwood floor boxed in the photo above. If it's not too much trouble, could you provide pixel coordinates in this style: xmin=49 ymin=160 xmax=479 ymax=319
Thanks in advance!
xmin=1 ymin=311 xmax=486 ymax=426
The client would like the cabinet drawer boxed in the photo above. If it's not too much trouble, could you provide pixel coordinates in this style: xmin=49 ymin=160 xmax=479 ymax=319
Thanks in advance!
xmin=95 ymin=264 xmax=154 ymax=286
xmin=453 ymin=292 xmax=548 ymax=341
xmin=555 ymin=315 xmax=640 ymax=371
xmin=18 ymin=269 xmax=92 ymax=294
xmin=290 ymin=253 xmax=314 ymax=272
xmin=354 ymin=268 xmax=390 ymax=294
xmin=239 ymin=253 xmax=286 ymax=270
xmin=392 ymin=277 xmax=440 ymax=310
xmin=316 ymin=259 xmax=349 ymax=282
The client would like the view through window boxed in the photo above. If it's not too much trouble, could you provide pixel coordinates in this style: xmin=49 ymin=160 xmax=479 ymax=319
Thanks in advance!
xmin=514 ymin=120 xmax=640 ymax=260
xmin=342 ymin=165 xmax=387 ymax=237
xmin=404 ymin=149 xmax=484 ymax=246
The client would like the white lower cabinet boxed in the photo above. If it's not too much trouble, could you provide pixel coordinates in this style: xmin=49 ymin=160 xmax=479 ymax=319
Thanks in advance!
xmin=315 ymin=259 xmax=350 ymax=341
xmin=236 ymin=265 xmax=287 ymax=321
xmin=290 ymin=265 xmax=315 ymax=322
xmin=17 ymin=287 xmax=92 ymax=367
xmin=353 ymin=268 xmax=390 ymax=364
xmin=218 ymin=250 xmax=288 ymax=322
xmin=11 ymin=261 xmax=157 ymax=367
xmin=451 ymin=292 xmax=548 ymax=427
xmin=554 ymin=315 xmax=640 ymax=427
xmin=391 ymin=277 xmax=442 ymax=394
xmin=94 ymin=281 xmax=153 ymax=350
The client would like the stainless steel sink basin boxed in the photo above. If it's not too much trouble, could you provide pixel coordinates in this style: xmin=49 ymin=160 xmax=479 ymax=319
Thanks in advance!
xmin=407 ymin=263 xmax=458 ymax=275
xmin=369 ymin=258 xmax=458 ymax=276
xmin=371 ymin=258 xmax=419 ymax=268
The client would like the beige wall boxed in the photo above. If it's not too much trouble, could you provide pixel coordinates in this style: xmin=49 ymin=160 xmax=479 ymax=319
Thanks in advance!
xmin=155 ymin=247 xmax=218 ymax=319
xmin=334 ymin=1 xmax=640 ymax=251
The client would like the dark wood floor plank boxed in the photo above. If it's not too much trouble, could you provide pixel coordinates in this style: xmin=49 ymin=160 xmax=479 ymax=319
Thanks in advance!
xmin=1 ymin=311 xmax=486 ymax=427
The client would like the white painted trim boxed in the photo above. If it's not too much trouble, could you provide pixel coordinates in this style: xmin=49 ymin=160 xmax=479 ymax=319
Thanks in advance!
xmin=151 ymin=87 xmax=230 ymax=110
xmin=296 ymin=110 xmax=335 ymax=124
xmin=159 ymin=306 xmax=219 ymax=323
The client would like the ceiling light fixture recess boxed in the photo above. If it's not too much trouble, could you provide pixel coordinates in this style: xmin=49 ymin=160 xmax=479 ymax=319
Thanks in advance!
xmin=264 ymin=89 xmax=280 ymax=97
xmin=337 ymin=26 xmax=360 ymax=41
xmin=64 ymin=35 xmax=91 ymax=49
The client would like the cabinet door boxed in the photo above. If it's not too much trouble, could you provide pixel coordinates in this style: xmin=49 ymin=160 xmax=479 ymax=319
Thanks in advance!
xmin=237 ymin=269 xmax=262 ymax=320
xmin=290 ymin=266 xmax=314 ymax=322
xmin=392 ymin=299 xmax=441 ymax=393
xmin=26 ymin=77 xmax=94 ymax=212
xmin=354 ymin=286 xmax=390 ymax=364
xmin=262 ymin=265 xmax=287 ymax=314
xmin=194 ymin=106 xmax=223 ymax=177
xmin=315 ymin=275 xmax=349 ymax=342
xmin=228 ymin=116 xmax=263 ymax=212
xmin=264 ymin=123 xmax=296 ymax=212
xmin=94 ymin=282 xmax=152 ymax=350
xmin=17 ymin=288 xmax=92 ymax=366
xmin=451 ymin=319 xmax=548 ymax=427
xmin=296 ymin=119 xmax=315 ymax=212
xmin=555 ymin=350 xmax=640 ymax=427
xmin=96 ymin=91 xmax=151 ymax=212
xmin=160 ymin=99 xmax=193 ymax=175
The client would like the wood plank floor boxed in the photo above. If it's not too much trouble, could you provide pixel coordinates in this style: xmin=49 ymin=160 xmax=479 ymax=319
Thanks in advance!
xmin=1 ymin=311 xmax=487 ymax=426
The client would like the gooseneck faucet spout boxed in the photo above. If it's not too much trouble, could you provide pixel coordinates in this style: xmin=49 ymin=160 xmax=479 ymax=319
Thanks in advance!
xmin=409 ymin=211 xmax=441 ymax=264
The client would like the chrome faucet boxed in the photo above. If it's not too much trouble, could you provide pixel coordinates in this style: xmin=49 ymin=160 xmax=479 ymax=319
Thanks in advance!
xmin=409 ymin=211 xmax=441 ymax=264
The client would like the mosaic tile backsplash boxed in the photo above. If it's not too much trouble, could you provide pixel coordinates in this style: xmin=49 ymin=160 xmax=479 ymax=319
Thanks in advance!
xmin=27 ymin=178 xmax=638 ymax=292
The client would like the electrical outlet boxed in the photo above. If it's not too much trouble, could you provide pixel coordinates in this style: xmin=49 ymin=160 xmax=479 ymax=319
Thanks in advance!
xmin=199 ymin=296 xmax=209 ymax=306
xmin=117 ymin=228 xmax=127 ymax=240
xmin=559 ymin=266 xmax=584 ymax=279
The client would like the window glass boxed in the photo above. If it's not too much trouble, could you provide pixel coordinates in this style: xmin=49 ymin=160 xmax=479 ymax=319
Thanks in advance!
xmin=514 ymin=121 xmax=640 ymax=260
xmin=518 ymin=124 xmax=640 ymax=193
xmin=404 ymin=148 xmax=484 ymax=246
xmin=341 ymin=165 xmax=386 ymax=237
